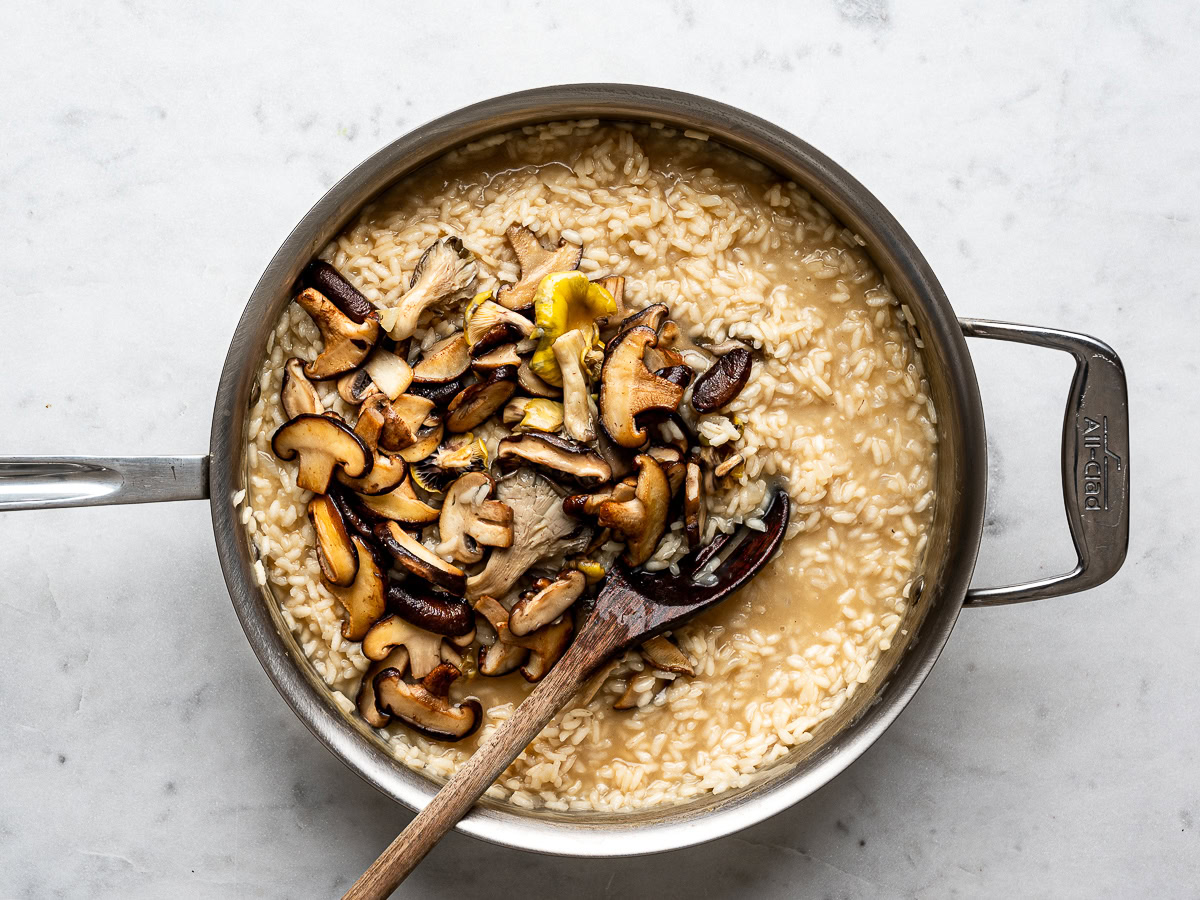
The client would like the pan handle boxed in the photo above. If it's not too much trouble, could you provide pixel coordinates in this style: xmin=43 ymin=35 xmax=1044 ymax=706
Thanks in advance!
xmin=0 ymin=456 xmax=210 ymax=511
xmin=959 ymin=319 xmax=1129 ymax=606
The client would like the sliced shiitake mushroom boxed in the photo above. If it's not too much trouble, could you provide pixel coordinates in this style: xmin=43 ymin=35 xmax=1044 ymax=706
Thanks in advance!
xmin=300 ymin=260 xmax=377 ymax=324
xmin=599 ymin=325 xmax=686 ymax=448
xmin=478 ymin=638 xmax=528 ymax=677
xmin=329 ymin=536 xmax=386 ymax=641
xmin=515 ymin=616 xmax=573 ymax=682
xmin=376 ymin=237 xmax=478 ymax=341
xmin=337 ymin=367 xmax=378 ymax=405
xmin=470 ymin=342 xmax=522 ymax=372
xmin=412 ymin=333 xmax=470 ymax=384
xmin=281 ymin=358 xmax=324 ymax=419
xmin=379 ymin=394 xmax=437 ymax=452
xmin=509 ymin=569 xmax=585 ymax=637
xmin=356 ymin=477 xmax=439 ymax=526
xmin=336 ymin=449 xmax=408 ymax=496
xmin=373 ymin=663 xmax=482 ymax=741
xmin=307 ymin=494 xmax=357 ymax=586
xmin=294 ymin=287 xmax=380 ymax=380
xmin=683 ymin=460 xmax=706 ymax=549
xmin=352 ymin=394 xmax=389 ymax=451
xmin=375 ymin=520 xmax=467 ymax=595
xmin=562 ymin=477 xmax=637 ymax=518
xmin=362 ymin=347 xmax=414 ymax=401
xmin=611 ymin=303 xmax=669 ymax=346
xmin=271 ymin=414 xmax=372 ymax=493
xmin=691 ymin=347 xmax=753 ymax=413
xmin=496 ymin=224 xmax=583 ymax=311
xmin=434 ymin=472 xmax=514 ymax=565
xmin=517 ymin=359 xmax=562 ymax=398
xmin=386 ymin=581 xmax=474 ymax=638
xmin=396 ymin=417 xmax=444 ymax=463
xmin=362 ymin=613 xmax=446 ymax=677
xmin=595 ymin=454 xmax=671 ymax=567
xmin=356 ymin=648 xmax=408 ymax=728
xmin=640 ymin=635 xmax=695 ymax=676
xmin=495 ymin=433 xmax=612 ymax=487
xmin=407 ymin=376 xmax=468 ymax=409
xmin=445 ymin=365 xmax=517 ymax=432
xmin=654 ymin=364 xmax=694 ymax=392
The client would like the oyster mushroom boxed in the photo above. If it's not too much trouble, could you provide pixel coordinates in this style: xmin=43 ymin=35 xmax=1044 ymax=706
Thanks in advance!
xmin=466 ymin=469 xmax=591 ymax=600
xmin=376 ymin=237 xmax=478 ymax=341
xmin=683 ymin=460 xmax=706 ymax=549
xmin=690 ymin=347 xmax=753 ymax=413
xmin=329 ymin=535 xmax=386 ymax=641
xmin=375 ymin=521 xmax=467 ymax=595
xmin=445 ymin=365 xmax=517 ymax=432
xmin=496 ymin=224 xmax=584 ymax=311
xmin=294 ymin=287 xmax=380 ymax=380
xmin=412 ymin=333 xmax=470 ymax=384
xmin=503 ymin=397 xmax=565 ymax=434
xmin=599 ymin=325 xmax=686 ymax=448
xmin=373 ymin=662 xmax=482 ymax=742
xmin=551 ymin=329 xmax=599 ymax=442
xmin=307 ymin=494 xmax=358 ymax=587
xmin=271 ymin=414 xmax=371 ymax=493
xmin=435 ymin=472 xmax=514 ymax=565
xmin=509 ymin=569 xmax=586 ymax=637
xmin=386 ymin=582 xmax=474 ymax=637
xmin=281 ymin=358 xmax=324 ymax=419
xmin=495 ymin=433 xmax=612 ymax=488
xmin=463 ymin=295 xmax=535 ymax=351
xmin=356 ymin=477 xmax=439 ymax=526
xmin=595 ymin=454 xmax=671 ymax=566
xmin=300 ymin=260 xmax=377 ymax=324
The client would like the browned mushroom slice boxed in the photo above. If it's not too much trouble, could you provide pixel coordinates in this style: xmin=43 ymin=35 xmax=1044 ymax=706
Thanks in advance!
xmin=513 ymin=617 xmax=574 ymax=682
xmin=386 ymin=582 xmax=474 ymax=637
xmin=611 ymin=303 xmax=670 ymax=345
xmin=411 ymin=433 xmax=486 ymax=494
xmin=396 ymin=417 xmax=444 ymax=463
xmin=599 ymin=326 xmax=686 ymax=448
xmin=374 ymin=663 xmax=482 ymax=742
xmin=654 ymin=365 xmax=694 ymax=392
xmin=640 ymin=635 xmax=695 ymax=676
xmin=445 ymin=366 xmax=517 ymax=433
xmin=478 ymin=638 xmax=528 ymax=677
xmin=301 ymin=260 xmax=377 ymax=324
xmin=329 ymin=536 xmax=386 ymax=641
xmin=464 ymin=299 xmax=535 ymax=351
xmin=691 ymin=348 xmax=753 ymax=413
xmin=376 ymin=237 xmax=478 ymax=341
xmin=357 ymin=478 xmax=439 ymax=525
xmin=613 ymin=679 xmax=645 ymax=710
xmin=336 ymin=450 xmax=407 ymax=496
xmin=361 ymin=614 xmax=446 ymax=678
xmin=517 ymin=359 xmax=562 ymax=398
xmin=362 ymin=347 xmax=414 ymax=401
xmin=356 ymin=647 xmax=409 ymax=728
xmin=281 ymin=358 xmax=324 ymax=419
xmin=509 ymin=569 xmax=586 ymax=637
xmin=412 ymin=333 xmax=470 ymax=384
xmin=683 ymin=460 xmax=706 ymax=549
xmin=496 ymin=224 xmax=583 ymax=311
xmin=379 ymin=395 xmax=437 ymax=452
xmin=595 ymin=454 xmax=671 ymax=567
xmin=407 ymin=377 xmax=467 ymax=409
xmin=375 ymin=520 xmax=467 ymax=595
xmin=495 ymin=433 xmax=612 ymax=487
xmin=562 ymin=478 xmax=637 ymax=518
xmin=337 ymin=367 xmax=379 ymax=406
xmin=271 ymin=414 xmax=372 ymax=493
xmin=648 ymin=446 xmax=684 ymax=466
xmin=307 ymin=494 xmax=358 ymax=586
xmin=575 ymin=659 xmax=619 ymax=706
xmin=352 ymin=395 xmax=388 ymax=452
xmin=294 ymin=287 xmax=380 ymax=380
xmin=435 ymin=472 xmax=514 ymax=565
xmin=470 ymin=343 xmax=521 ymax=372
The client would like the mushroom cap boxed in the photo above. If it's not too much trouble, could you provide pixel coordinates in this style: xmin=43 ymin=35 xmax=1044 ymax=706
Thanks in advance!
xmin=595 ymin=454 xmax=671 ymax=567
xmin=294 ymin=287 xmax=380 ymax=380
xmin=362 ymin=613 xmax=447 ymax=678
xmin=379 ymin=394 xmax=437 ymax=452
xmin=395 ymin=418 xmax=444 ymax=463
xmin=495 ymin=433 xmax=612 ymax=488
xmin=330 ymin=535 xmax=386 ymax=641
xmin=375 ymin=520 xmax=467 ymax=595
xmin=336 ymin=450 xmax=408 ymax=496
xmin=301 ymin=260 xmax=377 ymax=324
xmin=413 ymin=333 xmax=471 ymax=384
xmin=271 ymin=414 xmax=372 ymax=494
xmin=356 ymin=477 xmax=439 ymax=525
xmin=336 ymin=367 xmax=379 ymax=406
xmin=356 ymin=648 xmax=409 ymax=729
xmin=509 ymin=569 xmax=586 ymax=637
xmin=445 ymin=366 xmax=517 ymax=433
xmin=386 ymin=582 xmax=474 ymax=637
xmin=373 ymin=665 xmax=482 ymax=742
xmin=690 ymin=347 xmax=753 ymax=413
xmin=599 ymin=325 xmax=686 ymax=448
xmin=281 ymin=358 xmax=324 ymax=420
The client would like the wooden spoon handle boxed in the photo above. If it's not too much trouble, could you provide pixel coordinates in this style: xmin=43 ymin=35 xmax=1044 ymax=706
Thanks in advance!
xmin=344 ymin=617 xmax=621 ymax=899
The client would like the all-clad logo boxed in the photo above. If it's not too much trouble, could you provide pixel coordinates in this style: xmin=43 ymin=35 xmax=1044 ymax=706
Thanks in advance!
xmin=1082 ymin=416 xmax=1122 ymax=511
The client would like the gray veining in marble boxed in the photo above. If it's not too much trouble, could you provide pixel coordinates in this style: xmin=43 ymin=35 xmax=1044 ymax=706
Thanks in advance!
xmin=1 ymin=1 xmax=1197 ymax=897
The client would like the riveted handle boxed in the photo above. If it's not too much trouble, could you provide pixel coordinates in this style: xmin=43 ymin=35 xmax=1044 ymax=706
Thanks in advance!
xmin=960 ymin=319 xmax=1129 ymax=606
xmin=0 ymin=456 xmax=210 ymax=511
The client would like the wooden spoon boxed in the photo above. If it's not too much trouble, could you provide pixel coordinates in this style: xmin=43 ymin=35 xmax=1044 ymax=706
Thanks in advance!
xmin=345 ymin=490 xmax=791 ymax=899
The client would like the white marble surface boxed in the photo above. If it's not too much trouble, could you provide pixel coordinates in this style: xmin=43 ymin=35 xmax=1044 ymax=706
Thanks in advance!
xmin=1 ymin=1 xmax=1196 ymax=896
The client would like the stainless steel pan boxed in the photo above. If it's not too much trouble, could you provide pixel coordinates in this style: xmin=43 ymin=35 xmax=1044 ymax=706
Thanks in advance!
xmin=0 ymin=84 xmax=1130 ymax=856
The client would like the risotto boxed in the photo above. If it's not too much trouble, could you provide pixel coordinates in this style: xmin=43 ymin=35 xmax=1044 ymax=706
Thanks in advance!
xmin=240 ymin=121 xmax=937 ymax=812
